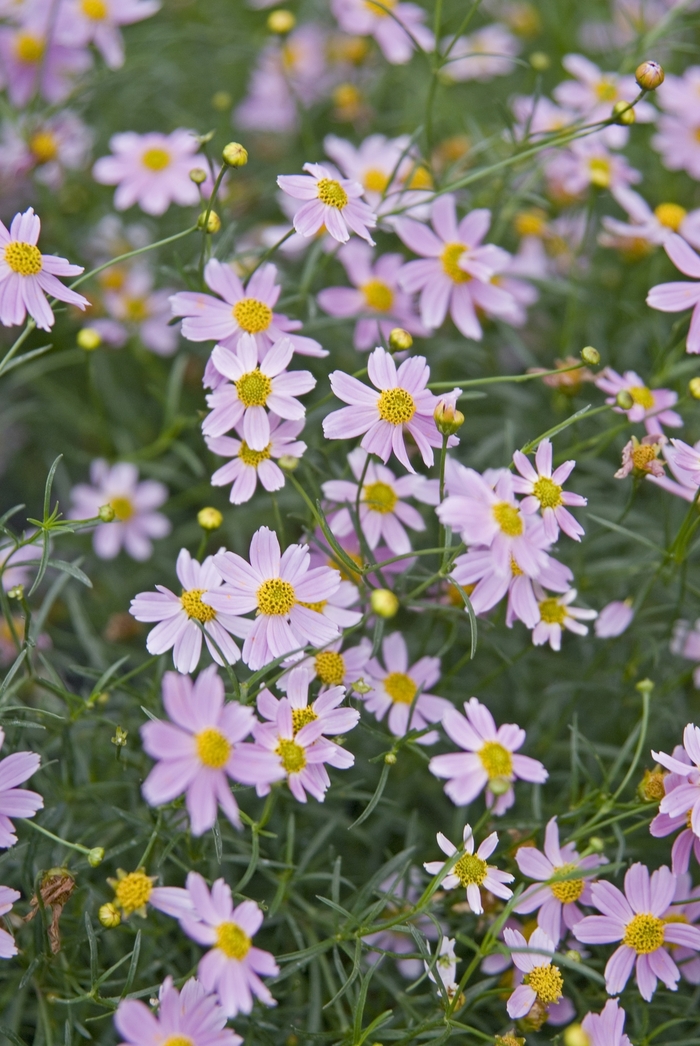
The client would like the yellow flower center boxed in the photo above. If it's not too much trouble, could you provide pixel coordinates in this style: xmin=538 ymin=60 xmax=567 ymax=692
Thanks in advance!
xmin=317 ymin=178 xmax=348 ymax=209
xmin=362 ymin=279 xmax=394 ymax=312
xmin=114 ymin=871 xmax=153 ymax=913
xmin=233 ymin=297 xmax=273 ymax=333
xmin=4 ymin=241 xmax=42 ymax=276
xmin=276 ymin=737 xmax=306 ymax=773
xmin=125 ymin=296 xmax=149 ymax=322
xmin=180 ymin=588 xmax=217 ymax=623
xmin=109 ymin=496 xmax=134 ymax=522
xmin=81 ymin=0 xmax=108 ymax=17
xmin=363 ymin=168 xmax=389 ymax=192
xmin=454 ymin=852 xmax=487 ymax=887
xmin=383 ymin=671 xmax=417 ymax=704
xmin=163 ymin=1039 xmax=193 ymax=1046
xmin=549 ymin=863 xmax=584 ymax=903
xmin=632 ymin=444 xmax=657 ymax=470
xmin=298 ymin=600 xmax=327 ymax=613
xmin=216 ymin=921 xmax=251 ymax=960
xmin=510 ymin=556 xmax=523 ymax=577
xmin=622 ymin=912 xmax=665 ymax=954
xmin=595 ymin=79 xmax=618 ymax=102
xmin=515 ymin=210 xmax=547 ymax=238
xmin=523 ymin=963 xmax=563 ymax=1004
xmin=377 ymin=387 xmax=416 ymax=425
xmin=478 ymin=741 xmax=513 ymax=779
xmin=14 ymin=32 xmax=44 ymax=63
xmin=196 ymin=727 xmax=231 ymax=769
xmin=364 ymin=0 xmax=397 ymax=16
xmin=588 ymin=157 xmax=611 ymax=188
xmin=142 ymin=148 xmax=170 ymax=171
xmin=235 ymin=369 xmax=272 ymax=408
xmin=29 ymin=131 xmax=58 ymax=164
xmin=257 ymin=577 xmax=295 ymax=616
xmin=239 ymin=441 xmax=272 ymax=467
xmin=407 ymin=166 xmax=433 ymax=190
xmin=538 ymin=598 xmax=566 ymax=625
xmin=441 ymin=242 xmax=471 ymax=283
xmin=363 ymin=480 xmax=398 ymax=514
xmin=628 ymin=385 xmax=654 ymax=410
xmin=291 ymin=706 xmax=318 ymax=733
xmin=533 ymin=476 xmax=563 ymax=509
xmin=492 ymin=502 xmax=523 ymax=537
xmin=315 ymin=650 xmax=345 ymax=685
xmin=654 ymin=203 xmax=687 ymax=230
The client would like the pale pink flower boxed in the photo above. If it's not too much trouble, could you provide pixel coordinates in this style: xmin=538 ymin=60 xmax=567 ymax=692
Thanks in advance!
xmin=653 ymin=724 xmax=700 ymax=836
xmin=531 ymin=585 xmax=596 ymax=651
xmin=615 ymin=434 xmax=667 ymax=479
xmin=0 ymin=20 xmax=91 ymax=106
xmin=99 ymin=265 xmax=178 ymax=356
xmin=423 ymin=824 xmax=513 ymax=914
xmin=601 ymin=188 xmax=700 ymax=253
xmin=653 ymin=114 xmax=700 ymax=180
xmin=661 ymin=873 xmax=700 ymax=984
xmin=647 ymin=234 xmax=700 ymax=353
xmin=596 ymin=366 xmax=682 ymax=435
xmin=115 ymin=975 xmax=242 ymax=1046
xmin=424 ymin=937 xmax=458 ymax=995
xmin=15 ymin=110 xmax=93 ymax=191
xmin=0 ymin=885 xmax=19 ymax=958
xmin=429 ymin=696 xmax=548 ymax=814
xmin=650 ymin=745 xmax=700 ymax=874
xmin=671 ymin=618 xmax=700 ymax=687
xmin=441 ymin=25 xmax=520 ymax=83
xmin=504 ymin=926 xmax=563 ymax=1019
xmin=277 ymin=162 xmax=377 ymax=245
xmin=93 ymin=130 xmax=204 ymax=216
xmin=206 ymin=416 xmax=306 ymax=505
xmin=543 ymin=137 xmax=641 ymax=200
xmin=581 ymin=999 xmax=631 ymax=1046
xmin=278 ymin=637 xmax=372 ymax=693
xmin=129 ymin=548 xmax=251 ymax=674
xmin=58 ymin=0 xmax=160 ymax=69
xmin=0 ymin=727 xmax=43 ymax=848
xmin=648 ymin=439 xmax=700 ymax=503
xmin=330 ymin=0 xmax=434 ymax=64
xmin=363 ymin=631 xmax=450 ymax=744
xmin=510 ymin=94 xmax=574 ymax=141
xmin=256 ymin=671 xmax=360 ymax=739
xmin=595 ymin=599 xmax=634 ymax=638
xmin=181 ymin=873 xmax=278 ymax=1017
xmin=512 ymin=438 xmax=586 ymax=541
xmin=323 ymin=134 xmax=433 ymax=223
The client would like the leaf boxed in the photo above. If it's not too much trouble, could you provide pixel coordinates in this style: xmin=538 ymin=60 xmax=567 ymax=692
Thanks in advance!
xmin=47 ymin=559 xmax=92 ymax=588
xmin=587 ymin=513 xmax=664 ymax=553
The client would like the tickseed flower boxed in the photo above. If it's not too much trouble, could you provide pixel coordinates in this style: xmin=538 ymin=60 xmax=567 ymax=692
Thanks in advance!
xmin=277 ymin=162 xmax=377 ymax=245
xmin=661 ymin=872 xmax=700 ymax=984
xmin=324 ymin=346 xmax=456 ymax=473
xmin=0 ymin=886 xmax=19 ymax=958
xmin=107 ymin=867 xmax=193 ymax=920
xmin=257 ymin=671 xmax=360 ymax=739
xmin=129 ymin=548 xmax=252 ymax=674
xmin=648 ymin=234 xmax=700 ymax=354
xmin=206 ymin=416 xmax=307 ymax=505
xmin=0 ymin=207 xmax=89 ymax=331
xmin=204 ymin=527 xmax=341 ymax=671
xmin=0 ymin=727 xmax=43 ymax=848
xmin=0 ymin=20 xmax=92 ymax=108
xmin=202 ymin=337 xmax=316 ymax=451
xmin=114 ymin=975 xmax=242 ymax=1046
xmin=553 ymin=54 xmax=655 ymax=146
xmin=514 ymin=817 xmax=607 ymax=942
xmin=429 ymin=697 xmax=548 ymax=814
xmin=424 ymin=825 xmax=513 ymax=914
xmin=573 ymin=863 xmax=700 ymax=1000
xmin=543 ymin=138 xmax=641 ymax=198
xmin=531 ymin=586 xmax=597 ymax=651
xmin=615 ymin=434 xmax=667 ymax=479
xmin=323 ymin=447 xmax=439 ymax=555
xmin=69 ymin=459 xmax=170 ymax=561
xmin=580 ymin=998 xmax=632 ymax=1046
xmin=504 ymin=926 xmax=564 ymax=1020
xmin=140 ymin=666 xmax=284 ymax=833
xmin=58 ymin=0 xmax=160 ymax=70
xmin=363 ymin=631 xmax=451 ymax=744
xmin=279 ymin=636 xmax=373 ymax=692
xmin=601 ymin=188 xmax=700 ymax=253
xmin=424 ymin=936 xmax=459 ymax=998
xmin=93 ymin=130 xmax=206 ymax=216
xmin=648 ymin=439 xmax=700 ymax=503
xmin=330 ymin=0 xmax=434 ymax=65
xmin=323 ymin=133 xmax=433 ymax=222
xmin=98 ymin=264 xmax=179 ymax=356
xmin=512 ymin=438 xmax=586 ymax=542
xmin=595 ymin=366 xmax=681 ymax=436
xmin=653 ymin=724 xmax=700 ymax=841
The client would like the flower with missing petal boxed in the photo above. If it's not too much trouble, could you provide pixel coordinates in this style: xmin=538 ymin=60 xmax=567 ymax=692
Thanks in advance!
xmin=114 ymin=975 xmax=242 ymax=1046
xmin=277 ymin=162 xmax=376 ymax=245
xmin=107 ymin=866 xmax=193 ymax=921
xmin=424 ymin=824 xmax=513 ymax=914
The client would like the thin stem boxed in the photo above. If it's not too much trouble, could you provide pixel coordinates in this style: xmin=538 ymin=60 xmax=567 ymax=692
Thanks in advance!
xmin=428 ymin=361 xmax=586 ymax=390
xmin=23 ymin=818 xmax=98 ymax=858
xmin=0 ymin=318 xmax=37 ymax=379
xmin=198 ymin=164 xmax=227 ymax=283
xmin=70 ymin=226 xmax=198 ymax=291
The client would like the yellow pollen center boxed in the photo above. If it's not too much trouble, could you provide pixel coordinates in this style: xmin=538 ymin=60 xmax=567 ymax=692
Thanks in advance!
xmin=257 ymin=577 xmax=295 ymax=616
xmin=510 ymin=556 xmax=523 ymax=577
xmin=628 ymin=385 xmax=654 ymax=410
xmin=383 ymin=672 xmax=417 ymax=704
xmin=364 ymin=0 xmax=397 ymax=16
xmin=363 ymin=168 xmax=389 ymax=192
xmin=549 ymin=863 xmax=584 ymax=903
xmin=454 ymin=852 xmax=487 ymax=887
xmin=441 ymin=242 xmax=471 ymax=283
xmin=479 ymin=741 xmax=513 ymax=779
xmin=515 ymin=210 xmax=547 ymax=237
xmin=235 ymin=369 xmax=272 ymax=408
xmin=81 ymin=0 xmax=107 ymax=17
xmin=315 ymin=650 xmax=345 ymax=685
xmin=538 ymin=598 xmax=567 ymax=625
xmin=622 ymin=913 xmax=665 ymax=954
xmin=163 ymin=1039 xmax=193 ymax=1046
xmin=362 ymin=279 xmax=394 ymax=312
xmin=180 ymin=588 xmax=217 ymax=623
xmin=298 ymin=600 xmax=327 ymax=613
xmin=125 ymin=296 xmax=149 ymax=322
xmin=595 ymin=80 xmax=618 ymax=102
xmin=233 ymin=297 xmax=273 ymax=333
xmin=29 ymin=131 xmax=58 ymax=164
xmin=14 ymin=32 xmax=44 ymax=63
xmin=317 ymin=178 xmax=348 ymax=209
xmin=4 ymin=241 xmax=42 ymax=276
xmin=632 ymin=444 xmax=657 ymax=470
xmin=377 ymin=387 xmax=416 ymax=425
xmin=291 ymin=707 xmax=318 ymax=733
xmin=407 ymin=166 xmax=433 ymax=190
xmin=276 ymin=737 xmax=306 ymax=773
xmin=196 ymin=727 xmax=231 ymax=769
xmin=363 ymin=481 xmax=398 ymax=513
xmin=533 ymin=476 xmax=563 ymax=509
xmin=114 ymin=871 xmax=153 ymax=913
xmin=239 ymin=441 xmax=272 ymax=467
xmin=523 ymin=963 xmax=563 ymax=1004
xmin=589 ymin=157 xmax=611 ymax=188
xmin=142 ymin=148 xmax=170 ymax=171
xmin=216 ymin=921 xmax=251 ymax=960
xmin=492 ymin=502 xmax=523 ymax=537
xmin=654 ymin=203 xmax=687 ymax=230
xmin=109 ymin=496 xmax=134 ymax=522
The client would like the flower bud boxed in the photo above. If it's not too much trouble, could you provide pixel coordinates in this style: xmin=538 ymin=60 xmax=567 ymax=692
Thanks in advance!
xmin=197 ymin=507 xmax=223 ymax=531
xmin=489 ymin=776 xmax=510 ymax=796
xmin=278 ymin=455 xmax=299 ymax=471
xmin=689 ymin=377 xmax=700 ymax=400
xmin=7 ymin=584 xmax=23 ymax=600
xmin=384 ymin=752 xmax=397 ymax=765
xmin=211 ymin=90 xmax=232 ymax=111
xmin=636 ymin=677 xmax=654 ymax=695
xmin=587 ymin=835 xmax=605 ymax=853
xmin=388 ymin=327 xmax=413 ymax=352
xmin=88 ymin=847 xmax=105 ymax=867
xmin=563 ymin=1024 xmax=590 ymax=1046
xmin=434 ymin=400 xmax=465 ymax=436
xmin=370 ymin=588 xmax=399 ymax=618
xmin=77 ymin=327 xmax=102 ymax=351
xmin=639 ymin=768 xmax=666 ymax=803
xmin=98 ymin=504 xmax=116 ymax=522
xmin=189 ymin=167 xmax=208 ymax=185
xmin=580 ymin=345 xmax=600 ymax=366
xmin=222 ymin=142 xmax=248 ymax=167
xmin=351 ymin=677 xmax=372 ymax=695
xmin=99 ymin=902 xmax=121 ymax=928
xmin=267 ymin=9 xmax=295 ymax=33
xmin=612 ymin=100 xmax=635 ymax=125
xmin=529 ymin=51 xmax=550 ymax=71
xmin=616 ymin=389 xmax=634 ymax=410
xmin=635 ymin=60 xmax=665 ymax=91
xmin=198 ymin=210 xmax=221 ymax=233
xmin=564 ymin=949 xmax=581 ymax=963
xmin=111 ymin=726 xmax=128 ymax=747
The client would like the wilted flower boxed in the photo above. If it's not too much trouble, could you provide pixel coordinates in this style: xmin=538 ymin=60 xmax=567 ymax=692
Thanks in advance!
xmin=615 ymin=434 xmax=667 ymax=479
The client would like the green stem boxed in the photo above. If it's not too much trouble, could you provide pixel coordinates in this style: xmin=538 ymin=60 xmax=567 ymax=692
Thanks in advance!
xmin=428 ymin=361 xmax=586 ymax=390
xmin=0 ymin=318 xmax=37 ymax=378
xmin=70 ymin=226 xmax=198 ymax=291
xmin=198 ymin=164 xmax=227 ymax=284
xmin=23 ymin=818 xmax=97 ymax=858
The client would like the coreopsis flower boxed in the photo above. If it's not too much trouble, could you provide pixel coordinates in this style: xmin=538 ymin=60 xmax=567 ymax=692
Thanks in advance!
xmin=10 ymin=110 xmax=93 ymax=191
xmin=114 ymin=975 xmax=242 ymax=1046
xmin=423 ymin=825 xmax=513 ymax=914
xmin=396 ymin=196 xmax=515 ymax=340
xmin=514 ymin=817 xmax=606 ymax=942
xmin=580 ymin=999 xmax=631 ymax=1046
xmin=323 ymin=134 xmax=433 ymax=222
xmin=180 ymin=873 xmax=278 ymax=1018
xmin=647 ymin=234 xmax=700 ymax=353
xmin=129 ymin=548 xmax=252 ymax=674
xmin=93 ymin=130 xmax=205 ymax=216
xmin=424 ymin=936 xmax=458 ymax=996
xmin=648 ymin=439 xmax=700 ymax=503
xmin=601 ymin=189 xmax=700 ymax=252
xmin=595 ymin=599 xmax=634 ymax=638
xmin=652 ymin=68 xmax=700 ymax=179
xmin=653 ymin=725 xmax=700 ymax=840
xmin=531 ymin=586 xmax=597 ymax=651
xmin=277 ymin=162 xmax=377 ymax=245
xmin=0 ymin=207 xmax=89 ymax=331
xmin=0 ymin=886 xmax=19 ymax=958
xmin=0 ymin=727 xmax=43 ymax=848
xmin=543 ymin=138 xmax=641 ymax=199
xmin=441 ymin=25 xmax=520 ymax=82
xmin=512 ymin=438 xmax=586 ymax=541
xmin=202 ymin=338 xmax=316 ymax=451
xmin=363 ymin=631 xmax=450 ymax=744
xmin=256 ymin=672 xmax=360 ymax=739
xmin=323 ymin=447 xmax=438 ymax=555
xmin=661 ymin=873 xmax=700 ymax=984
xmin=0 ymin=19 xmax=91 ymax=107
xmin=504 ymin=926 xmax=564 ymax=1020
xmin=170 ymin=260 xmax=325 ymax=371
xmin=510 ymin=94 xmax=574 ymax=140
xmin=140 ymin=667 xmax=284 ymax=833
xmin=429 ymin=697 xmax=548 ymax=814
xmin=615 ymin=435 xmax=667 ymax=480
xmin=69 ymin=459 xmax=170 ymax=561
xmin=595 ymin=366 xmax=682 ymax=435
xmin=204 ymin=527 xmax=341 ymax=671
xmin=98 ymin=265 xmax=178 ymax=356
xmin=279 ymin=637 xmax=373 ymax=692
xmin=206 ymin=417 xmax=306 ymax=505
xmin=107 ymin=867 xmax=193 ymax=920
xmin=330 ymin=0 xmax=434 ymax=64
xmin=573 ymin=863 xmax=700 ymax=1000
xmin=57 ymin=0 xmax=161 ymax=70
xmin=323 ymin=346 xmax=456 ymax=473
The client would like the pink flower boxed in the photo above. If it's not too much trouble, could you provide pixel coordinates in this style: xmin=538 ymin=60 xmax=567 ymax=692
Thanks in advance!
xmin=650 ymin=745 xmax=700 ymax=875
xmin=0 ymin=20 xmax=91 ymax=107
xmin=0 ymin=207 xmax=88 ymax=331
xmin=69 ymin=459 xmax=170 ymax=561
xmin=330 ymin=0 xmax=434 ymax=64
xmin=277 ymin=162 xmax=377 ymax=245
xmin=256 ymin=672 xmax=360 ymax=739
xmin=100 ymin=265 xmax=178 ymax=356
xmin=206 ymin=416 xmax=306 ymax=505
xmin=512 ymin=438 xmax=586 ymax=541
xmin=648 ymin=439 xmax=700 ymax=503
xmin=93 ymin=130 xmax=204 ymax=216
xmin=514 ymin=816 xmax=606 ymax=942
xmin=279 ymin=637 xmax=372 ymax=693
xmin=581 ymin=998 xmax=631 ymax=1046
xmin=323 ymin=134 xmax=433 ymax=223
xmin=129 ymin=548 xmax=251 ymax=674
xmin=204 ymin=527 xmax=341 ymax=672
xmin=661 ymin=873 xmax=700 ymax=984
xmin=573 ymin=863 xmax=700 ymax=1000
xmin=671 ymin=618 xmax=700 ymax=687
xmin=396 ymin=196 xmax=514 ymax=340
xmin=652 ymin=114 xmax=700 ymax=180
xmin=647 ymin=234 xmax=700 ymax=353
xmin=0 ymin=727 xmax=43 ymax=848
xmin=363 ymin=631 xmax=450 ymax=744
xmin=531 ymin=586 xmax=597 ymax=651
xmin=115 ymin=975 xmax=242 ymax=1046
xmin=181 ymin=873 xmax=278 ymax=1017
xmin=595 ymin=365 xmax=682 ymax=435
xmin=0 ymin=885 xmax=19 ymax=958
xmin=323 ymin=346 xmax=454 ymax=473
xmin=504 ymin=926 xmax=563 ymax=1019
xmin=543 ymin=138 xmax=641 ymax=199
xmin=423 ymin=824 xmax=513 ymax=914
xmin=601 ymin=188 xmax=700 ymax=253
xmin=57 ymin=0 xmax=160 ymax=70
xmin=441 ymin=25 xmax=520 ymax=83
xmin=510 ymin=94 xmax=574 ymax=140
xmin=653 ymin=724 xmax=700 ymax=833
xmin=429 ymin=697 xmax=548 ymax=814
xmin=140 ymin=666 xmax=283 ymax=834
xmin=615 ymin=434 xmax=667 ymax=480
xmin=595 ymin=599 xmax=634 ymax=638
xmin=18 ymin=110 xmax=93 ymax=191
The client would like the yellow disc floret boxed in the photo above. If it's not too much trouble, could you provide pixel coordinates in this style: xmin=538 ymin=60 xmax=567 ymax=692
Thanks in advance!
xmin=292 ymin=707 xmax=318 ymax=733
xmin=236 ymin=369 xmax=272 ymax=408
xmin=377 ymin=387 xmax=416 ymax=425
xmin=81 ymin=0 xmax=108 ymax=17
xmin=363 ymin=481 xmax=398 ymax=514
xmin=14 ymin=33 xmax=44 ymax=63
xmin=257 ymin=577 xmax=295 ymax=615
xmin=216 ymin=921 xmax=252 ymax=960
xmin=478 ymin=740 xmax=513 ymax=779
xmin=181 ymin=588 xmax=217 ymax=623
xmin=196 ymin=728 xmax=231 ymax=769
xmin=549 ymin=863 xmax=584 ymax=904
xmin=276 ymin=737 xmax=306 ymax=773
xmin=4 ymin=241 xmax=42 ymax=276
xmin=317 ymin=178 xmax=348 ymax=209
xmin=524 ymin=963 xmax=564 ymax=1004
xmin=163 ymin=1038 xmax=194 ymax=1046
xmin=454 ymin=852 xmax=488 ymax=887
xmin=239 ymin=441 xmax=272 ymax=467
xmin=315 ymin=650 xmax=345 ymax=685
xmin=362 ymin=279 xmax=394 ymax=312
xmin=384 ymin=672 xmax=417 ymax=704
xmin=533 ymin=476 xmax=563 ymax=509
xmin=654 ymin=203 xmax=686 ymax=230
xmin=493 ymin=502 xmax=523 ymax=537
xmin=588 ymin=157 xmax=611 ymax=188
xmin=538 ymin=598 xmax=567 ymax=626
xmin=441 ymin=242 xmax=470 ymax=283
xmin=363 ymin=168 xmax=389 ymax=193
xmin=110 ymin=496 xmax=134 ymax=522
xmin=233 ymin=297 xmax=273 ymax=333
xmin=628 ymin=385 xmax=654 ymax=410
xmin=622 ymin=913 xmax=665 ymax=954
xmin=142 ymin=148 xmax=170 ymax=171
xmin=29 ymin=131 xmax=58 ymax=164
xmin=114 ymin=870 xmax=154 ymax=914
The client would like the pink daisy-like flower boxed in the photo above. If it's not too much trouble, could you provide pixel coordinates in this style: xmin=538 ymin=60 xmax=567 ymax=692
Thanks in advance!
xmin=0 ymin=207 xmax=89 ymax=332
xmin=107 ymin=867 xmax=193 ymax=922
xmin=504 ymin=926 xmax=564 ymax=1020
xmin=181 ymin=873 xmax=278 ymax=1018
xmin=202 ymin=337 xmax=315 ymax=451
xmin=115 ymin=975 xmax=242 ymax=1046
xmin=514 ymin=816 xmax=607 ymax=942
xmin=0 ymin=20 xmax=91 ymax=107
xmin=99 ymin=264 xmax=178 ymax=356
xmin=648 ymin=234 xmax=700 ymax=354
xmin=652 ymin=114 xmax=700 ymax=181
xmin=323 ymin=346 xmax=456 ymax=473
xmin=581 ymin=998 xmax=631 ymax=1046
xmin=595 ymin=599 xmax=634 ymax=638
xmin=648 ymin=439 xmax=700 ymax=503
xmin=279 ymin=637 xmax=373 ymax=694
xmin=363 ymin=631 xmax=450 ymax=744
xmin=277 ymin=162 xmax=377 ymax=245
xmin=661 ymin=873 xmax=700 ymax=984
xmin=553 ymin=53 xmax=654 ymax=146
xmin=423 ymin=824 xmax=513 ymax=914
xmin=512 ymin=438 xmax=586 ymax=542
xmin=323 ymin=133 xmax=433 ymax=224
xmin=129 ymin=548 xmax=251 ymax=674
xmin=396 ymin=195 xmax=514 ymax=340
xmin=424 ymin=936 xmax=458 ymax=997
xmin=257 ymin=671 xmax=360 ymax=739
xmin=543 ymin=138 xmax=641 ymax=200
xmin=573 ymin=863 xmax=700 ymax=1000
xmin=0 ymin=727 xmax=43 ymax=848
xmin=601 ymin=188 xmax=700 ymax=253
xmin=595 ymin=366 xmax=682 ymax=435
xmin=442 ymin=25 xmax=520 ymax=83
xmin=429 ymin=697 xmax=548 ymax=814
xmin=652 ymin=724 xmax=700 ymax=844
xmin=93 ymin=130 xmax=204 ymax=216
xmin=140 ymin=666 xmax=284 ymax=834
xmin=615 ymin=434 xmax=667 ymax=480
xmin=330 ymin=0 xmax=434 ymax=64
xmin=69 ymin=459 xmax=170 ymax=561
xmin=58 ymin=0 xmax=160 ymax=71
xmin=206 ymin=417 xmax=306 ymax=506
xmin=0 ymin=885 xmax=19 ymax=958
xmin=531 ymin=585 xmax=597 ymax=651
xmin=204 ymin=527 xmax=341 ymax=672
xmin=323 ymin=446 xmax=438 ymax=556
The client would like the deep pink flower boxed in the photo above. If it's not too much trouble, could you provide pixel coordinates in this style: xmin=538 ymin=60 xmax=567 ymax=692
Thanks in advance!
xmin=424 ymin=825 xmax=513 ymax=914
xmin=206 ymin=416 xmax=306 ymax=505
xmin=595 ymin=366 xmax=682 ymax=434
xmin=93 ymin=130 xmax=204 ymax=216
xmin=0 ymin=727 xmax=43 ymax=848
xmin=364 ymin=631 xmax=450 ymax=743
xmin=648 ymin=234 xmax=700 ymax=353
xmin=512 ymin=438 xmax=586 ymax=541
xmin=330 ymin=0 xmax=434 ymax=64
xmin=277 ymin=162 xmax=376 ymax=245
xmin=115 ymin=975 xmax=242 ymax=1046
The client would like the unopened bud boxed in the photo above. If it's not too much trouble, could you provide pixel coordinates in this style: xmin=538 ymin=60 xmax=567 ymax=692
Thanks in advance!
xmin=88 ymin=847 xmax=105 ymax=867
xmin=384 ymin=752 xmax=397 ymax=765
xmin=588 ymin=836 xmax=605 ymax=853
xmin=222 ymin=142 xmax=248 ymax=168
xmin=267 ymin=9 xmax=295 ymax=33
xmin=197 ymin=507 xmax=223 ymax=531
xmin=189 ymin=167 xmax=208 ymax=185
xmin=636 ymin=677 xmax=654 ymax=695
xmin=99 ymin=902 xmax=121 ymax=928
xmin=77 ymin=327 xmax=101 ymax=351
xmin=198 ymin=210 xmax=221 ymax=233
xmin=489 ymin=776 xmax=511 ymax=796
xmin=351 ymin=677 xmax=372 ymax=695
xmin=529 ymin=50 xmax=550 ymax=71
xmin=370 ymin=588 xmax=399 ymax=618
xmin=563 ymin=1024 xmax=590 ymax=1046
xmin=434 ymin=401 xmax=465 ymax=436
xmin=689 ymin=377 xmax=700 ymax=400
xmin=7 ymin=584 xmax=23 ymax=600
xmin=212 ymin=91 xmax=232 ymax=111
xmin=111 ymin=726 xmax=128 ymax=748
xmin=635 ymin=60 xmax=665 ymax=91
xmin=616 ymin=389 xmax=634 ymax=410
xmin=612 ymin=100 xmax=635 ymax=125
xmin=98 ymin=504 xmax=116 ymax=522
xmin=639 ymin=768 xmax=666 ymax=803
xmin=388 ymin=327 xmax=412 ymax=353
xmin=581 ymin=345 xmax=600 ymax=365
xmin=564 ymin=949 xmax=581 ymax=963
xmin=278 ymin=455 xmax=299 ymax=471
